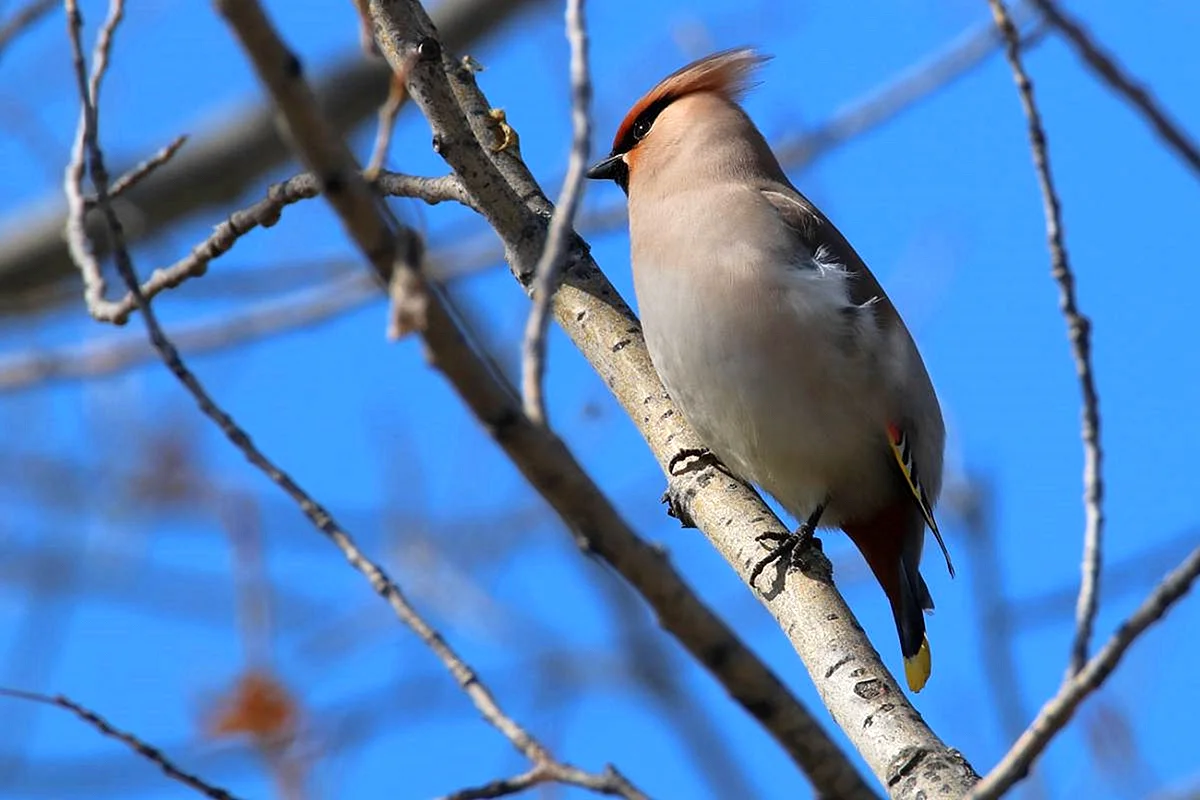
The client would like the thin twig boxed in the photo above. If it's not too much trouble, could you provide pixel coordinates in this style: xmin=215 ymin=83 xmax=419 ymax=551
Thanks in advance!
xmin=84 ymin=134 xmax=188 ymax=209
xmin=63 ymin=0 xmax=121 ymax=316
xmin=0 ymin=274 xmax=369 ymax=390
xmin=968 ymin=545 xmax=1200 ymax=799
xmin=219 ymin=2 xmax=867 ymax=796
xmin=987 ymin=0 xmax=1105 ymax=679
xmin=366 ymin=71 xmax=409 ymax=176
xmin=520 ymin=0 xmax=592 ymax=425
xmin=439 ymin=10 xmax=1047 ymax=273
xmin=87 ymin=170 xmax=469 ymax=325
xmin=0 ymin=0 xmax=541 ymax=312
xmin=0 ymin=687 xmax=242 ymax=800
xmin=776 ymin=5 xmax=1042 ymax=168
xmin=209 ymin=2 xmax=651 ymax=796
xmin=948 ymin=478 xmax=1050 ymax=800
xmin=1010 ymin=528 xmax=1200 ymax=627
xmin=372 ymin=1 xmax=969 ymax=795
xmin=64 ymin=4 xmax=608 ymax=798
xmin=443 ymin=762 xmax=646 ymax=800
xmin=1028 ymin=0 xmax=1200 ymax=178
xmin=0 ymin=245 xmax=531 ymax=393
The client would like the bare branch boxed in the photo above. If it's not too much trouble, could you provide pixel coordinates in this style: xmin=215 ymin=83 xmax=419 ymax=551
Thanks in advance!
xmin=84 ymin=134 xmax=188 ymax=209
xmin=946 ymin=478 xmax=1050 ymax=800
xmin=438 ymin=10 xmax=1047 ymax=277
xmin=63 ymin=0 xmax=124 ymax=317
xmin=215 ymin=2 xmax=869 ymax=797
xmin=84 ymin=170 xmax=468 ymax=325
xmin=968 ymin=544 xmax=1200 ymax=799
xmin=1028 ymin=0 xmax=1200 ymax=178
xmin=0 ymin=274 xmax=370 ymax=391
xmin=520 ymin=0 xmax=592 ymax=425
xmin=986 ymin=0 xmax=1106 ymax=679
xmin=0 ymin=0 xmax=546 ymax=311
xmin=366 ymin=71 xmax=409 ymax=176
xmin=0 ymin=687 xmax=242 ymax=800
xmin=775 ymin=5 xmax=1043 ymax=170
xmin=213 ymin=0 xmax=425 ymax=305
xmin=64 ymin=4 xmax=604 ymax=797
xmin=208 ymin=1 xmax=652 ymax=794
xmin=370 ymin=1 xmax=975 ymax=796
xmin=442 ymin=762 xmax=646 ymax=800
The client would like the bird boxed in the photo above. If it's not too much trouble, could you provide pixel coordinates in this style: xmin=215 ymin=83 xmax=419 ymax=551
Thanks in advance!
xmin=586 ymin=48 xmax=954 ymax=692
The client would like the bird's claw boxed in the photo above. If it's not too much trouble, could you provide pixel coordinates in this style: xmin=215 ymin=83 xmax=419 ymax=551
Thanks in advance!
xmin=749 ymin=524 xmax=820 ymax=589
xmin=661 ymin=486 xmax=697 ymax=528
xmin=667 ymin=447 xmax=730 ymax=478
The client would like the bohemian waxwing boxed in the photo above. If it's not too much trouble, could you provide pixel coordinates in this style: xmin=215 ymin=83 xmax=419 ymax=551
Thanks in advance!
xmin=587 ymin=48 xmax=954 ymax=692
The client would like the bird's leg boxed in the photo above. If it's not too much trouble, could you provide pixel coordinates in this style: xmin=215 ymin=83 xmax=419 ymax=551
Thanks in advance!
xmin=749 ymin=501 xmax=827 ymax=588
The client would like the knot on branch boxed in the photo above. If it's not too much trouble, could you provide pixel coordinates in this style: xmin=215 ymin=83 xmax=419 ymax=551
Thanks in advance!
xmin=416 ymin=36 xmax=440 ymax=62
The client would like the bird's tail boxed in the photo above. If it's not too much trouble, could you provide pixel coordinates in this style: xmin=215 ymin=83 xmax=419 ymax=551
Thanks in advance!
xmin=842 ymin=504 xmax=934 ymax=692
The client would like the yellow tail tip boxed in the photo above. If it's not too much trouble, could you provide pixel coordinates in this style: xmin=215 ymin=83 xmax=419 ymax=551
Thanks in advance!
xmin=904 ymin=637 xmax=931 ymax=693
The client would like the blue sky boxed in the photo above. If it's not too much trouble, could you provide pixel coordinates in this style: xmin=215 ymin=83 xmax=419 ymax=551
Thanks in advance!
xmin=0 ymin=1 xmax=1198 ymax=798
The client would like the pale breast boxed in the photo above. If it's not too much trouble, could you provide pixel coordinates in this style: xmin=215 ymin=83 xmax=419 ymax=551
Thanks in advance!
xmin=630 ymin=215 xmax=900 ymax=524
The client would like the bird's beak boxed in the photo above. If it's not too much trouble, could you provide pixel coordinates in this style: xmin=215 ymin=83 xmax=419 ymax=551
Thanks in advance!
xmin=586 ymin=153 xmax=625 ymax=182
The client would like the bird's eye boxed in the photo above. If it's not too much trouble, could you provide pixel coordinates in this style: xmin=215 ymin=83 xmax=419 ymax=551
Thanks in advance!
xmin=632 ymin=118 xmax=652 ymax=140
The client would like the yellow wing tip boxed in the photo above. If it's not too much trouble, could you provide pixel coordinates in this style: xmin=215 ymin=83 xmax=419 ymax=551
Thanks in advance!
xmin=904 ymin=637 xmax=931 ymax=693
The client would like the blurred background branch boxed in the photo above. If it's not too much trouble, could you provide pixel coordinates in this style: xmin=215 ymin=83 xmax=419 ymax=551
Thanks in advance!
xmin=0 ymin=0 xmax=1197 ymax=798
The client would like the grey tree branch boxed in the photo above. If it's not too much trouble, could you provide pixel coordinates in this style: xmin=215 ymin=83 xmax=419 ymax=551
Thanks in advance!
xmin=369 ymin=1 xmax=978 ymax=797
xmin=66 ymin=2 xmax=633 ymax=798
xmin=520 ymin=0 xmax=592 ymax=425
xmin=1028 ymin=0 xmax=1200 ymax=178
xmin=0 ymin=13 xmax=1044 ymax=390
xmin=0 ymin=272 xmax=375 ymax=392
xmin=210 ymin=2 xmax=855 ymax=798
xmin=947 ymin=478 xmax=1049 ymax=800
xmin=438 ymin=9 xmax=1046 ymax=279
xmin=774 ymin=4 xmax=1042 ymax=170
xmin=968 ymin=544 xmax=1200 ymax=798
xmin=0 ymin=688 xmax=242 ymax=800
xmin=986 ymin=0 xmax=1106 ymax=681
xmin=441 ymin=762 xmax=645 ymax=800
xmin=0 ymin=0 xmax=546 ymax=311
xmin=83 ymin=170 xmax=468 ymax=325
xmin=83 ymin=134 xmax=188 ymax=210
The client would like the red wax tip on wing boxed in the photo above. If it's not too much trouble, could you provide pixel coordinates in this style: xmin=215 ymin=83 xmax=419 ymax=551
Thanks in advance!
xmin=886 ymin=422 xmax=902 ymax=443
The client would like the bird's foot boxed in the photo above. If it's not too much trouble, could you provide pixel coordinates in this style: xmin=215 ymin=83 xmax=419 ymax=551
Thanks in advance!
xmin=667 ymin=447 xmax=731 ymax=478
xmin=661 ymin=487 xmax=695 ymax=528
xmin=749 ymin=524 xmax=822 ymax=589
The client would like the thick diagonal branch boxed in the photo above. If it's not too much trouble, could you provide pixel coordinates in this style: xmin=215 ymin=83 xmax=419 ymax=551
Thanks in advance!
xmin=215 ymin=0 xmax=870 ymax=797
xmin=368 ymin=1 xmax=979 ymax=797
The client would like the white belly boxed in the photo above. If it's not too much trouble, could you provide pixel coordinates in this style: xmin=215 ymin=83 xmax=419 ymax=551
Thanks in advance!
xmin=636 ymin=259 xmax=896 ymax=525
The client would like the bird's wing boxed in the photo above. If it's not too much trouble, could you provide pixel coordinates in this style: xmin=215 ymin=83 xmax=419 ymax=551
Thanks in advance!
xmin=759 ymin=185 xmax=895 ymax=316
xmin=762 ymin=184 xmax=955 ymax=579
xmin=886 ymin=422 xmax=955 ymax=578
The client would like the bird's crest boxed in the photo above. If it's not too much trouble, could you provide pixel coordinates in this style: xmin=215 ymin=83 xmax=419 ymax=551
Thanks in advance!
xmin=611 ymin=48 xmax=770 ymax=155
